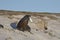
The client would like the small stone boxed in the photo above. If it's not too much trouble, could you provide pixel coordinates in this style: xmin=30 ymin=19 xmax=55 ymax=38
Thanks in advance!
xmin=0 ymin=24 xmax=4 ymax=28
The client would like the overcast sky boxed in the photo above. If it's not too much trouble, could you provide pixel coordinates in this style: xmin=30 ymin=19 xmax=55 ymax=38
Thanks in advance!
xmin=0 ymin=0 xmax=60 ymax=13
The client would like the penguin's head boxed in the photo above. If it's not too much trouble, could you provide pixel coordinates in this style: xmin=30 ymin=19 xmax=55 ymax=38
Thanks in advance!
xmin=25 ymin=15 xmax=31 ymax=17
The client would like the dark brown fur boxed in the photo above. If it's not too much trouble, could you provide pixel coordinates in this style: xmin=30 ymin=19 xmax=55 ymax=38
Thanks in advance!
xmin=17 ymin=15 xmax=31 ymax=32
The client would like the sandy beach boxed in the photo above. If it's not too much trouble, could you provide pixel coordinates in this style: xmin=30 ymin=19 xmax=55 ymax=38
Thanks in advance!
xmin=0 ymin=10 xmax=60 ymax=40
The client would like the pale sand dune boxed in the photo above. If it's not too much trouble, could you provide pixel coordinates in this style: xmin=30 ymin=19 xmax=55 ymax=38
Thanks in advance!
xmin=0 ymin=14 xmax=60 ymax=40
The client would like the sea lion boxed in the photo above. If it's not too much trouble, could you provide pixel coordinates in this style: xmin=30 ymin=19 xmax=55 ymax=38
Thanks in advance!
xmin=17 ymin=15 xmax=31 ymax=32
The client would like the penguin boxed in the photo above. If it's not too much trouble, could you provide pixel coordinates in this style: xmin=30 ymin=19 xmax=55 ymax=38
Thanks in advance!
xmin=17 ymin=15 xmax=31 ymax=32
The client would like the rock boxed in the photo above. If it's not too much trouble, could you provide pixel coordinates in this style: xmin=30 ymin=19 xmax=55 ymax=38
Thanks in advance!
xmin=0 ymin=24 xmax=4 ymax=28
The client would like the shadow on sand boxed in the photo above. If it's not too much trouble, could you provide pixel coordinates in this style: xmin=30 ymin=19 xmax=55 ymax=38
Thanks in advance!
xmin=10 ymin=22 xmax=17 ymax=29
xmin=10 ymin=22 xmax=31 ymax=32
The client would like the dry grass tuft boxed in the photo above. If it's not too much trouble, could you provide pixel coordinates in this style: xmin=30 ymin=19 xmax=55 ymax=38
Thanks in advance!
xmin=8 ymin=15 xmax=14 ymax=19
xmin=47 ymin=16 xmax=58 ymax=20
xmin=5 ymin=36 xmax=12 ymax=40
xmin=36 ymin=19 xmax=48 ymax=31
